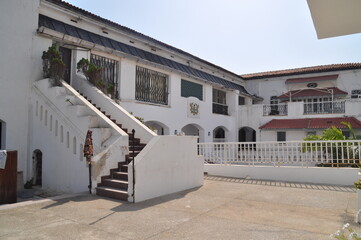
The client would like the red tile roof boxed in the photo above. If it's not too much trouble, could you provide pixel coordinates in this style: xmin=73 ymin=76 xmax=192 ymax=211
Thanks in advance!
xmin=278 ymin=87 xmax=348 ymax=100
xmin=260 ymin=117 xmax=361 ymax=129
xmin=241 ymin=63 xmax=361 ymax=80
xmin=286 ymin=74 xmax=338 ymax=84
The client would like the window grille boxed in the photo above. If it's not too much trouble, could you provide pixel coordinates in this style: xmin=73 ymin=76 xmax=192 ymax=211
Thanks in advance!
xmin=238 ymin=96 xmax=245 ymax=105
xmin=135 ymin=66 xmax=168 ymax=105
xmin=90 ymin=54 xmax=119 ymax=98
xmin=181 ymin=80 xmax=203 ymax=100
xmin=212 ymin=89 xmax=228 ymax=115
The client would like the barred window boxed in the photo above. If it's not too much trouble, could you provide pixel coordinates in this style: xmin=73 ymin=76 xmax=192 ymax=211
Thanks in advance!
xmin=181 ymin=80 xmax=203 ymax=100
xmin=212 ymin=88 xmax=228 ymax=115
xmin=135 ymin=66 xmax=168 ymax=105
xmin=238 ymin=96 xmax=245 ymax=105
xmin=90 ymin=54 xmax=119 ymax=98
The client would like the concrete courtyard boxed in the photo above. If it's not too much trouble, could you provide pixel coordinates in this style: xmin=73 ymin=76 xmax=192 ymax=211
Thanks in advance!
xmin=0 ymin=176 xmax=359 ymax=240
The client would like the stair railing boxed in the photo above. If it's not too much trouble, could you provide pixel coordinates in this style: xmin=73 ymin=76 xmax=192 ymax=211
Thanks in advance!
xmin=132 ymin=129 xmax=136 ymax=203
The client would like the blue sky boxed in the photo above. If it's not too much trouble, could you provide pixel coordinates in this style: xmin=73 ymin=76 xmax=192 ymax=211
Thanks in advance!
xmin=65 ymin=0 xmax=361 ymax=74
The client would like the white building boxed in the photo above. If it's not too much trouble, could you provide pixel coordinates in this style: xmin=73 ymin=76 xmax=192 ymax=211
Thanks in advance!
xmin=239 ymin=64 xmax=361 ymax=142
xmin=1 ymin=0 xmax=360 ymax=200
xmin=0 ymin=0 xmax=252 ymax=200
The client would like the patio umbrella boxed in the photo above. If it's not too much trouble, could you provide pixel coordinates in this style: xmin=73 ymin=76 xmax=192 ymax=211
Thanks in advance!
xmin=83 ymin=130 xmax=93 ymax=194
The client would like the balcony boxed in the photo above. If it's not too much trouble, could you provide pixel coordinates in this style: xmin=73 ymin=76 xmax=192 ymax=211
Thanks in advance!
xmin=263 ymin=104 xmax=288 ymax=116
xmin=303 ymin=101 xmax=345 ymax=114
xmin=213 ymin=103 xmax=228 ymax=115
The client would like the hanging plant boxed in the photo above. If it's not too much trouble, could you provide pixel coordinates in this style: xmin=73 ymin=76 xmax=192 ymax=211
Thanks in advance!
xmin=42 ymin=44 xmax=65 ymax=86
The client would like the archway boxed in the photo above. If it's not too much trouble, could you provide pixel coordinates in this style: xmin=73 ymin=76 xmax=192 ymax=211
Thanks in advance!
xmin=32 ymin=150 xmax=42 ymax=186
xmin=181 ymin=124 xmax=205 ymax=142
xmin=213 ymin=126 xmax=228 ymax=142
xmin=145 ymin=121 xmax=169 ymax=135
xmin=239 ymin=127 xmax=256 ymax=142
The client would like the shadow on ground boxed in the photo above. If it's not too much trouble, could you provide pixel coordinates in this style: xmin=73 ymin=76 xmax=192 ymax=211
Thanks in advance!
xmin=205 ymin=175 xmax=356 ymax=193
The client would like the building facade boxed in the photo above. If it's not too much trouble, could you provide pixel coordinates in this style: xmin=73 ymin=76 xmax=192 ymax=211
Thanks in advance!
xmin=239 ymin=64 xmax=361 ymax=142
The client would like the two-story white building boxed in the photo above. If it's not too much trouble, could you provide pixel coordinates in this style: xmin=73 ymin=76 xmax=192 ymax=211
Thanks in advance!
xmin=239 ymin=64 xmax=361 ymax=142
xmin=0 ymin=0 xmax=253 ymax=199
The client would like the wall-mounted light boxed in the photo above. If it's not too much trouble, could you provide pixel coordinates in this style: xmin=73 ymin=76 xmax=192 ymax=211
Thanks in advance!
xmin=208 ymin=131 xmax=211 ymax=136
xmin=174 ymin=130 xmax=178 ymax=135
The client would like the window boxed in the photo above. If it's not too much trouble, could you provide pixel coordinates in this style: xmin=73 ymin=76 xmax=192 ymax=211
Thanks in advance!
xmin=351 ymin=90 xmax=361 ymax=99
xmin=212 ymin=89 xmax=228 ymax=115
xmin=238 ymin=96 xmax=245 ymax=105
xmin=90 ymin=54 xmax=119 ymax=98
xmin=135 ymin=66 xmax=168 ymax=105
xmin=181 ymin=80 xmax=203 ymax=100
xmin=277 ymin=132 xmax=286 ymax=142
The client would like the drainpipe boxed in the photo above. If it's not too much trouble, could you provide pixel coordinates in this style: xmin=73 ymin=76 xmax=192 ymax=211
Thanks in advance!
xmin=132 ymin=129 xmax=135 ymax=203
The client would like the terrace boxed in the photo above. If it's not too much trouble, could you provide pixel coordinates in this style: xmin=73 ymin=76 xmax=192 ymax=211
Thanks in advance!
xmin=0 ymin=176 xmax=358 ymax=239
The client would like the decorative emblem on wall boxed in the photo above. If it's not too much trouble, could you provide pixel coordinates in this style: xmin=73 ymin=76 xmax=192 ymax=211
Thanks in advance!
xmin=187 ymin=97 xmax=200 ymax=118
xmin=189 ymin=103 xmax=199 ymax=116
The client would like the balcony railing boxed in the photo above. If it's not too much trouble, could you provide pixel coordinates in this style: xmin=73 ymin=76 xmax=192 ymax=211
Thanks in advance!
xmin=213 ymin=103 xmax=228 ymax=115
xmin=304 ymin=101 xmax=345 ymax=114
xmin=263 ymin=104 xmax=288 ymax=116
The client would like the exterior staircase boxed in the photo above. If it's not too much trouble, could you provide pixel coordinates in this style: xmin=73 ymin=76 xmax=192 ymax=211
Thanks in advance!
xmin=79 ymin=93 xmax=147 ymax=201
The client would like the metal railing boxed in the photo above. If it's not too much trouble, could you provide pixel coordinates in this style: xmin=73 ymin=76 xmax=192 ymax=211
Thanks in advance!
xmin=263 ymin=104 xmax=288 ymax=116
xmin=304 ymin=101 xmax=345 ymax=114
xmin=90 ymin=54 xmax=119 ymax=99
xmin=213 ymin=103 xmax=228 ymax=115
xmin=198 ymin=140 xmax=361 ymax=167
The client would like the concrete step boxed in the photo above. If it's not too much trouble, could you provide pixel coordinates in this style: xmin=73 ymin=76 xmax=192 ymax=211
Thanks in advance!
xmin=101 ymin=179 xmax=128 ymax=190
xmin=112 ymin=171 xmax=128 ymax=181
xmin=96 ymin=187 xmax=128 ymax=201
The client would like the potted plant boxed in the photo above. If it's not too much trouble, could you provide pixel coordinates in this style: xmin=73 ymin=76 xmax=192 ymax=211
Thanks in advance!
xmin=42 ymin=44 xmax=65 ymax=86
xmin=77 ymin=58 xmax=103 ymax=86
xmin=107 ymin=84 xmax=114 ymax=98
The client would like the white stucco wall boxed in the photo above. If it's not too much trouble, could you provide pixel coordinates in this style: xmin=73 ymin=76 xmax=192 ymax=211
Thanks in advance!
xmin=0 ymin=0 xmax=54 ymax=181
xmin=117 ymin=59 xmax=239 ymax=143
xmin=129 ymin=136 xmax=203 ymax=202
xmin=205 ymin=164 xmax=359 ymax=186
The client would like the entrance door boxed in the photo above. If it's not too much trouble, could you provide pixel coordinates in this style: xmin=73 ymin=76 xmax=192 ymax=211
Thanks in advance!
xmin=33 ymin=150 xmax=42 ymax=186
xmin=59 ymin=47 xmax=72 ymax=84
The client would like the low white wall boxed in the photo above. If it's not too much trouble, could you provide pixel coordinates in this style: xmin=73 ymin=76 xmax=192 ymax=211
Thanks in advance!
xmin=129 ymin=136 xmax=203 ymax=202
xmin=205 ymin=164 xmax=359 ymax=186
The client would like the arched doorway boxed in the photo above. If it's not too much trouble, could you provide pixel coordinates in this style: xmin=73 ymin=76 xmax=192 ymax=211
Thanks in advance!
xmin=33 ymin=150 xmax=42 ymax=186
xmin=239 ymin=127 xmax=256 ymax=142
xmin=213 ymin=127 xmax=227 ymax=142
xmin=181 ymin=124 xmax=204 ymax=142
xmin=145 ymin=121 xmax=169 ymax=135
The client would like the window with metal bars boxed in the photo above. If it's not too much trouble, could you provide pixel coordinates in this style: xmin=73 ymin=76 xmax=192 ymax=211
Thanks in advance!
xmin=135 ymin=66 xmax=168 ymax=105
xmin=212 ymin=88 xmax=228 ymax=115
xmin=90 ymin=54 xmax=119 ymax=98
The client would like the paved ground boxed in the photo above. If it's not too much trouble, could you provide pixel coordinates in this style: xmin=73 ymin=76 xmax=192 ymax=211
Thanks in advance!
xmin=0 ymin=176 xmax=360 ymax=240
